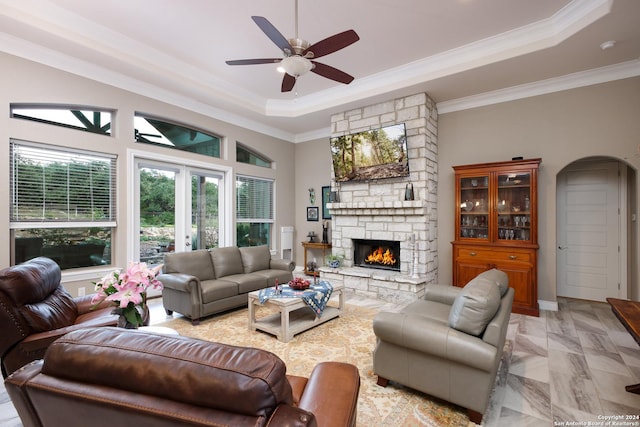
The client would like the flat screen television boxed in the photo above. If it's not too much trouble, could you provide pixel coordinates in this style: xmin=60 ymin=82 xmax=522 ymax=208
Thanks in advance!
xmin=330 ymin=123 xmax=408 ymax=182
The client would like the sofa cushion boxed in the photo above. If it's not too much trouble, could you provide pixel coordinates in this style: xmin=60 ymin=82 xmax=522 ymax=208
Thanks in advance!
xmin=239 ymin=245 xmax=271 ymax=273
xmin=210 ymin=247 xmax=244 ymax=278
xmin=448 ymin=277 xmax=501 ymax=336
xmin=251 ymin=269 xmax=294 ymax=287
xmin=200 ymin=279 xmax=239 ymax=304
xmin=222 ymin=273 xmax=266 ymax=294
xmin=477 ymin=268 xmax=509 ymax=296
xmin=164 ymin=250 xmax=215 ymax=281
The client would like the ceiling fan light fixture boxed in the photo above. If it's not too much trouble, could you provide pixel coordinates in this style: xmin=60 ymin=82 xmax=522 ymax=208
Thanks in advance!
xmin=279 ymin=55 xmax=313 ymax=77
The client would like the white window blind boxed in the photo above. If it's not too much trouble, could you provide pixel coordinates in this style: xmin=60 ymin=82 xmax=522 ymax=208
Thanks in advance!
xmin=236 ymin=175 xmax=273 ymax=222
xmin=10 ymin=140 xmax=117 ymax=227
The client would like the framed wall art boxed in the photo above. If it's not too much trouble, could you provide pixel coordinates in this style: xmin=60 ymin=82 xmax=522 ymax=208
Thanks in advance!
xmin=321 ymin=186 xmax=331 ymax=219
xmin=306 ymin=206 xmax=319 ymax=221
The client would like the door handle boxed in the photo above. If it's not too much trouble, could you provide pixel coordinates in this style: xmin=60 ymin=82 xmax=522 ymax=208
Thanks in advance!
xmin=185 ymin=241 xmax=191 ymax=247
xmin=558 ymin=246 xmax=568 ymax=250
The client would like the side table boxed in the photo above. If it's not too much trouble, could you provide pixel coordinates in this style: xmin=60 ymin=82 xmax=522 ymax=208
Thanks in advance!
xmin=301 ymin=241 xmax=331 ymax=276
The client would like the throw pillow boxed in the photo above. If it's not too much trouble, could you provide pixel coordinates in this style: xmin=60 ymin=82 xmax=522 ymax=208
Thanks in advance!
xmin=239 ymin=245 xmax=271 ymax=273
xmin=448 ymin=277 xmax=501 ymax=336
xmin=477 ymin=268 xmax=509 ymax=296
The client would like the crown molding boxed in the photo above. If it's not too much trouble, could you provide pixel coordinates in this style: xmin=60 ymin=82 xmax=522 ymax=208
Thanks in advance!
xmin=437 ymin=59 xmax=640 ymax=114
xmin=0 ymin=0 xmax=624 ymax=143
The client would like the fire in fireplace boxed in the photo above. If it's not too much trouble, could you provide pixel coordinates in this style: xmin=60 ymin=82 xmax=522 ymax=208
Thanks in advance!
xmin=353 ymin=239 xmax=400 ymax=271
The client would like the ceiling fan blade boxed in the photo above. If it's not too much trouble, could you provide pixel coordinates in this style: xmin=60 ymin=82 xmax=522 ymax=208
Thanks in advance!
xmin=311 ymin=61 xmax=354 ymax=84
xmin=251 ymin=16 xmax=294 ymax=55
xmin=281 ymin=73 xmax=296 ymax=92
xmin=304 ymin=30 xmax=359 ymax=59
xmin=225 ymin=58 xmax=281 ymax=66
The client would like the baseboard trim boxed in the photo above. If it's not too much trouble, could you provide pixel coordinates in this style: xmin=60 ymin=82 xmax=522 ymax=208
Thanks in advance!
xmin=539 ymin=299 xmax=558 ymax=312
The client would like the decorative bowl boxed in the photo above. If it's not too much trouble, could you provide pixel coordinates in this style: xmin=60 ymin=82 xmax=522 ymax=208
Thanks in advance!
xmin=288 ymin=278 xmax=311 ymax=290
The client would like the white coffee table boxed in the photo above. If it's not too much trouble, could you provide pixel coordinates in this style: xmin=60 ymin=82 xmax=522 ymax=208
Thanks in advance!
xmin=248 ymin=282 xmax=344 ymax=342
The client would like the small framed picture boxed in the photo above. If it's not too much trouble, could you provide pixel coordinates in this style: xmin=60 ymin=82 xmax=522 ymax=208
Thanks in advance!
xmin=321 ymin=186 xmax=332 ymax=219
xmin=307 ymin=206 xmax=319 ymax=221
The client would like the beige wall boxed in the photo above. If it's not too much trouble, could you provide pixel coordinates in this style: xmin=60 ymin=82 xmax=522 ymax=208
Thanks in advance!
xmin=293 ymin=138 xmax=333 ymax=269
xmin=0 ymin=53 xmax=296 ymax=294
xmin=437 ymin=77 xmax=640 ymax=303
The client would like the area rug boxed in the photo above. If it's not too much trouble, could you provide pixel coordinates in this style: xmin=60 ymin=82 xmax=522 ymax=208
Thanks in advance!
xmin=157 ymin=304 xmax=475 ymax=427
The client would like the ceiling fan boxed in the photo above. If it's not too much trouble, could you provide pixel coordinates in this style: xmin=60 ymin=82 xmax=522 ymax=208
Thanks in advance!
xmin=225 ymin=0 xmax=359 ymax=93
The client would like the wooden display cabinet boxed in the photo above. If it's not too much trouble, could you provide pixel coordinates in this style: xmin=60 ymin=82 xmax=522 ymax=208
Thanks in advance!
xmin=452 ymin=158 xmax=541 ymax=316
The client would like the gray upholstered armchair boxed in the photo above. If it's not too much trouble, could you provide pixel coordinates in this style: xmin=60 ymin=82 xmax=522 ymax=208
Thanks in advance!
xmin=372 ymin=269 xmax=514 ymax=424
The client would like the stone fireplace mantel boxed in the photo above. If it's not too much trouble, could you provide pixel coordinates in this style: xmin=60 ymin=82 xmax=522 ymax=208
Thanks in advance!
xmin=327 ymin=200 xmax=427 ymax=216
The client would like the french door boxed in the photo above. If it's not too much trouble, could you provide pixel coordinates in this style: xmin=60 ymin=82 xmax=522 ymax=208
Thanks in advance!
xmin=133 ymin=158 xmax=225 ymax=266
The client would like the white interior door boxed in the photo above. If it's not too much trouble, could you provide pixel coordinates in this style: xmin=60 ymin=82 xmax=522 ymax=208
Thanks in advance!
xmin=557 ymin=160 xmax=622 ymax=301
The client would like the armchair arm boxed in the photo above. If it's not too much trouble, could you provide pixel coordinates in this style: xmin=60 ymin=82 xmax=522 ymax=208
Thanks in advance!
xmin=298 ymin=362 xmax=359 ymax=427
xmin=423 ymin=284 xmax=461 ymax=305
xmin=267 ymin=404 xmax=317 ymax=427
xmin=373 ymin=312 xmax=497 ymax=372
xmin=270 ymin=258 xmax=295 ymax=272
xmin=157 ymin=273 xmax=200 ymax=293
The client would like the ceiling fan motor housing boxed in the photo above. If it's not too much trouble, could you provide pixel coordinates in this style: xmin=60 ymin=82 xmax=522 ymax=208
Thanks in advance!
xmin=288 ymin=38 xmax=312 ymax=56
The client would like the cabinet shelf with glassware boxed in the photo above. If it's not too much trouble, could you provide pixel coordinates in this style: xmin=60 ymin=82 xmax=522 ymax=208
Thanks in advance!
xmin=452 ymin=158 xmax=541 ymax=316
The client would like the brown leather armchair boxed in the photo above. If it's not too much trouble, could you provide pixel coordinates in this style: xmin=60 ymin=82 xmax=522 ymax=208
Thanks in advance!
xmin=0 ymin=257 xmax=118 ymax=378
xmin=5 ymin=327 xmax=361 ymax=427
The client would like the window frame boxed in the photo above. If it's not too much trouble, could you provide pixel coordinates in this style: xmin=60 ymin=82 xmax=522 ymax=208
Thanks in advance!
xmin=236 ymin=142 xmax=273 ymax=168
xmin=134 ymin=113 xmax=223 ymax=159
xmin=10 ymin=104 xmax=113 ymax=136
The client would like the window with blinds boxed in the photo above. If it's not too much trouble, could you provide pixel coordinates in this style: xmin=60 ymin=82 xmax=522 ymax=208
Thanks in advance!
xmin=10 ymin=140 xmax=117 ymax=269
xmin=236 ymin=175 xmax=273 ymax=247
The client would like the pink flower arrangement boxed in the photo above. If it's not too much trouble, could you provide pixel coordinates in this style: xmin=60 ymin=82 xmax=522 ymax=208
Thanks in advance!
xmin=92 ymin=261 xmax=163 ymax=328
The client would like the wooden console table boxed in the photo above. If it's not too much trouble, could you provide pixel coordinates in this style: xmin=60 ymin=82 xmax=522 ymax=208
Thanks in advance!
xmin=301 ymin=241 xmax=331 ymax=276
xmin=606 ymin=297 xmax=640 ymax=394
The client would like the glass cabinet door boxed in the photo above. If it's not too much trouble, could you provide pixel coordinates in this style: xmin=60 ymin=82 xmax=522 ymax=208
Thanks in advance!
xmin=459 ymin=175 xmax=489 ymax=240
xmin=497 ymin=171 xmax=532 ymax=242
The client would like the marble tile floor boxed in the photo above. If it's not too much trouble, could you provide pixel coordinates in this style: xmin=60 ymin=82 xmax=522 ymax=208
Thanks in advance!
xmin=2 ymin=295 xmax=639 ymax=426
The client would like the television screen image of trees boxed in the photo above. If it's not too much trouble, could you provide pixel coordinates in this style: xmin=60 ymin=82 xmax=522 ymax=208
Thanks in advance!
xmin=330 ymin=123 xmax=408 ymax=182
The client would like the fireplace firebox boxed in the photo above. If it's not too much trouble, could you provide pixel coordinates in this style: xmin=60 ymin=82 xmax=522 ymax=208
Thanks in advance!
xmin=353 ymin=239 xmax=401 ymax=271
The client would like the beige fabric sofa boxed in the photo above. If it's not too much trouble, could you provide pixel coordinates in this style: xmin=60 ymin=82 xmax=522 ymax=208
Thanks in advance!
xmin=372 ymin=269 xmax=514 ymax=424
xmin=158 ymin=245 xmax=294 ymax=324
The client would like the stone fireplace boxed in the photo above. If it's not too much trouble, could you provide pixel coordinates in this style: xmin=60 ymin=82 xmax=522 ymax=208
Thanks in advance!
xmin=320 ymin=92 xmax=438 ymax=305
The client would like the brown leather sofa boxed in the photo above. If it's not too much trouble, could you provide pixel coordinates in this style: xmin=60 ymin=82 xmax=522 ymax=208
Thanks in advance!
xmin=159 ymin=245 xmax=295 ymax=324
xmin=372 ymin=269 xmax=514 ymax=424
xmin=0 ymin=257 xmax=118 ymax=378
xmin=5 ymin=327 xmax=361 ymax=427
